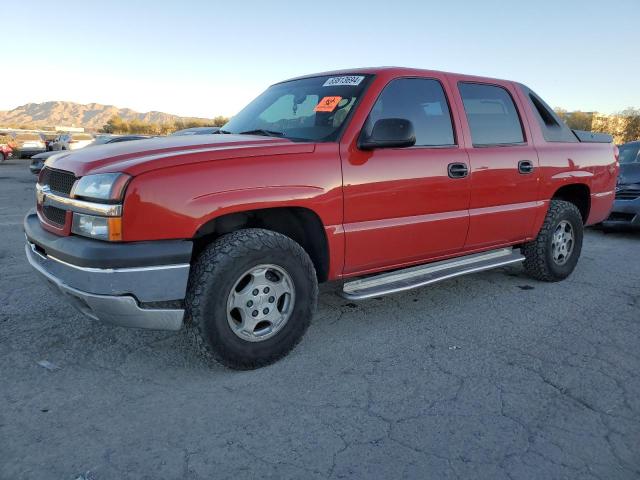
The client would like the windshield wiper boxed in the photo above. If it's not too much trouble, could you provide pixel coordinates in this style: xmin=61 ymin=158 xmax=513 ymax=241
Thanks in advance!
xmin=237 ymin=129 xmax=284 ymax=137
xmin=215 ymin=129 xmax=232 ymax=134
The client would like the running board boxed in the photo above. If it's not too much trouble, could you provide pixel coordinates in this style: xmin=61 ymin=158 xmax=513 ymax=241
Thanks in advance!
xmin=341 ymin=248 xmax=525 ymax=300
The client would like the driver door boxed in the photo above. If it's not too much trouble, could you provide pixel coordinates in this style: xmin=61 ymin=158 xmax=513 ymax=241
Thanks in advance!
xmin=341 ymin=76 xmax=471 ymax=275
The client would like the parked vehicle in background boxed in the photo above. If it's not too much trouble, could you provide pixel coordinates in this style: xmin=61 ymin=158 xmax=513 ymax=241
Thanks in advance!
xmin=0 ymin=143 xmax=13 ymax=161
xmin=25 ymin=67 xmax=618 ymax=369
xmin=30 ymin=135 xmax=152 ymax=174
xmin=170 ymin=126 xmax=220 ymax=136
xmin=43 ymin=134 xmax=58 ymax=151
xmin=29 ymin=151 xmax=65 ymax=175
xmin=99 ymin=134 xmax=151 ymax=143
xmin=89 ymin=135 xmax=117 ymax=146
xmin=51 ymin=133 xmax=94 ymax=151
xmin=603 ymin=141 xmax=640 ymax=230
xmin=14 ymin=133 xmax=46 ymax=158
xmin=48 ymin=135 xmax=61 ymax=151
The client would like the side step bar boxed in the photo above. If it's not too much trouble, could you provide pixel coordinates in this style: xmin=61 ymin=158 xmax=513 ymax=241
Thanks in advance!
xmin=341 ymin=248 xmax=525 ymax=300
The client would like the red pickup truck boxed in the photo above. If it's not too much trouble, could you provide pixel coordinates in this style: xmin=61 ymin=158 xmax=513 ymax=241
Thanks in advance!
xmin=25 ymin=67 xmax=618 ymax=369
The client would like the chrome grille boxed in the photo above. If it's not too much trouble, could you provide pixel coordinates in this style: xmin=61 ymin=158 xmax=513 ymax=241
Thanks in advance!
xmin=42 ymin=205 xmax=67 ymax=226
xmin=615 ymin=189 xmax=640 ymax=201
xmin=40 ymin=167 xmax=76 ymax=196
xmin=607 ymin=212 xmax=635 ymax=222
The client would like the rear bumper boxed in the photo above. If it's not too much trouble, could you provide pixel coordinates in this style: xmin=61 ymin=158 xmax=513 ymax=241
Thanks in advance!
xmin=601 ymin=197 xmax=640 ymax=229
xmin=24 ymin=212 xmax=193 ymax=330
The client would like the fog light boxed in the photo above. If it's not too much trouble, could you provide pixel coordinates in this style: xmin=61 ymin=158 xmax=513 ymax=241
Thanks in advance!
xmin=72 ymin=213 xmax=122 ymax=241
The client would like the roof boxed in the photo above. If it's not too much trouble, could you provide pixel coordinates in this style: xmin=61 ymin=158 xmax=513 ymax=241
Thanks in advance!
xmin=279 ymin=66 xmax=512 ymax=85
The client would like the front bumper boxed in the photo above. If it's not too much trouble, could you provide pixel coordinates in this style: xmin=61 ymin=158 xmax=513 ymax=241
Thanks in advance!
xmin=602 ymin=197 xmax=640 ymax=230
xmin=24 ymin=212 xmax=193 ymax=330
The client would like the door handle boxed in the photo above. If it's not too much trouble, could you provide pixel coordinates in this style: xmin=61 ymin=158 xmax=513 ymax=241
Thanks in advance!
xmin=448 ymin=163 xmax=469 ymax=179
xmin=518 ymin=160 xmax=534 ymax=174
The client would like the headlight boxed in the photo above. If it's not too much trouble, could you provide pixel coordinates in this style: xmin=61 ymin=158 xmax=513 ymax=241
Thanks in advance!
xmin=72 ymin=213 xmax=122 ymax=241
xmin=73 ymin=173 xmax=131 ymax=202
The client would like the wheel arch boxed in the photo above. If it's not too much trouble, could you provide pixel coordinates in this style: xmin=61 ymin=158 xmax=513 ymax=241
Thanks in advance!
xmin=551 ymin=183 xmax=591 ymax=223
xmin=193 ymin=206 xmax=330 ymax=282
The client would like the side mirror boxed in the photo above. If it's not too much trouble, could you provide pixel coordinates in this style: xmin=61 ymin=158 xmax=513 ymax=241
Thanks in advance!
xmin=359 ymin=118 xmax=416 ymax=150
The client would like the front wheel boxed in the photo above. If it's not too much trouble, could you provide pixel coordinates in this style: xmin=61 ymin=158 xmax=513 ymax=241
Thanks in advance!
xmin=186 ymin=228 xmax=318 ymax=369
xmin=522 ymin=200 xmax=584 ymax=282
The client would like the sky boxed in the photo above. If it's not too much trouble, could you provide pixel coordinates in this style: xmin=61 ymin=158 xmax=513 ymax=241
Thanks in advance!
xmin=3 ymin=0 xmax=639 ymax=118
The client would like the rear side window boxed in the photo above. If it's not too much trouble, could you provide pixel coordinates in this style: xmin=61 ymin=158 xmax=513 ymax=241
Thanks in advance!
xmin=366 ymin=78 xmax=456 ymax=147
xmin=458 ymin=83 xmax=524 ymax=146
xmin=520 ymin=84 xmax=578 ymax=143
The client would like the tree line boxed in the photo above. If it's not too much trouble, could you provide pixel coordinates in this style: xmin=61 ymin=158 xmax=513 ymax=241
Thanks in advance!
xmin=101 ymin=115 xmax=229 ymax=135
xmin=3 ymin=109 xmax=639 ymax=144
xmin=555 ymin=107 xmax=640 ymax=144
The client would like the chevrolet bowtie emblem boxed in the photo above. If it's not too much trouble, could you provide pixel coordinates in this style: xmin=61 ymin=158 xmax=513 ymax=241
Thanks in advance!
xmin=36 ymin=184 xmax=49 ymax=205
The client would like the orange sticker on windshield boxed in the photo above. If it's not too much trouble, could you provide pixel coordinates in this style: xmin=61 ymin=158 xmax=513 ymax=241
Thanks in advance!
xmin=314 ymin=96 xmax=342 ymax=112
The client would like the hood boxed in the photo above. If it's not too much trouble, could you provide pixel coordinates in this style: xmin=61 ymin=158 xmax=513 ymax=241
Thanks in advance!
xmin=46 ymin=134 xmax=315 ymax=177
xmin=618 ymin=163 xmax=640 ymax=186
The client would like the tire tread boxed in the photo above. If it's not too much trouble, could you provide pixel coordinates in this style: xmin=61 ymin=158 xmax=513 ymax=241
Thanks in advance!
xmin=522 ymin=199 xmax=583 ymax=282
xmin=185 ymin=228 xmax=317 ymax=369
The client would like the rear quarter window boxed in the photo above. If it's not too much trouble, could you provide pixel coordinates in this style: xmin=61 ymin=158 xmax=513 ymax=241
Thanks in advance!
xmin=520 ymin=84 xmax=578 ymax=143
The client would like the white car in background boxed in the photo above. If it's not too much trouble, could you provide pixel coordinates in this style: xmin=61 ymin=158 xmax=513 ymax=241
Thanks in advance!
xmin=51 ymin=133 xmax=94 ymax=151
xmin=13 ymin=133 xmax=46 ymax=158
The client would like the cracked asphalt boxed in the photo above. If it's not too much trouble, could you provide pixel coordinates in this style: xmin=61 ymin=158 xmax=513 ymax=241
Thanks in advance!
xmin=1 ymin=158 xmax=639 ymax=479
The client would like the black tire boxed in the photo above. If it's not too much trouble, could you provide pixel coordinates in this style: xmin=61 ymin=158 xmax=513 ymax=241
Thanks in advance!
xmin=522 ymin=199 xmax=583 ymax=282
xmin=186 ymin=228 xmax=318 ymax=369
xmin=0 ymin=152 xmax=5 ymax=162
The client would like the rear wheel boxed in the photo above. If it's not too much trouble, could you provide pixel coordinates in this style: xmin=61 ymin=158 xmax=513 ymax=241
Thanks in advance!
xmin=522 ymin=200 xmax=583 ymax=282
xmin=186 ymin=228 xmax=318 ymax=369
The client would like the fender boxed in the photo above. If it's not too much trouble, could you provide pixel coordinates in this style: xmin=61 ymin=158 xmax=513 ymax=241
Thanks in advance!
xmin=188 ymin=185 xmax=327 ymax=233
xmin=189 ymin=186 xmax=347 ymax=280
xmin=120 ymin=145 xmax=346 ymax=277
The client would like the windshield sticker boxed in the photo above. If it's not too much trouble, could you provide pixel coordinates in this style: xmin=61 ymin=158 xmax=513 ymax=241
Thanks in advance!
xmin=322 ymin=76 xmax=365 ymax=87
xmin=314 ymin=96 xmax=342 ymax=112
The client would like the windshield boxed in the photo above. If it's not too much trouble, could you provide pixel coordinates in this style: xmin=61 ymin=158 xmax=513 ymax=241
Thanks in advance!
xmin=619 ymin=143 xmax=640 ymax=164
xmin=221 ymin=74 xmax=372 ymax=142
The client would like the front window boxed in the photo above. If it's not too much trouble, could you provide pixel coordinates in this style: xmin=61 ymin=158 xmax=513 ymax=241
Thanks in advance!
xmin=364 ymin=78 xmax=456 ymax=147
xmin=221 ymin=74 xmax=372 ymax=142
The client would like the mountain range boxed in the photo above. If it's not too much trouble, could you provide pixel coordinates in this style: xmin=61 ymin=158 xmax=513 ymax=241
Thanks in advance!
xmin=0 ymin=101 xmax=214 ymax=130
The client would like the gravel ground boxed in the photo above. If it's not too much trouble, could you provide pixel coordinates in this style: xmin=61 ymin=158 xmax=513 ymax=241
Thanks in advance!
xmin=1 ymin=158 xmax=639 ymax=479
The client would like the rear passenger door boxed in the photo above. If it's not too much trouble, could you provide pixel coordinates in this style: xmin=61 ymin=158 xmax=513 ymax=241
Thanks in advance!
xmin=342 ymin=77 xmax=471 ymax=274
xmin=450 ymin=79 xmax=541 ymax=248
